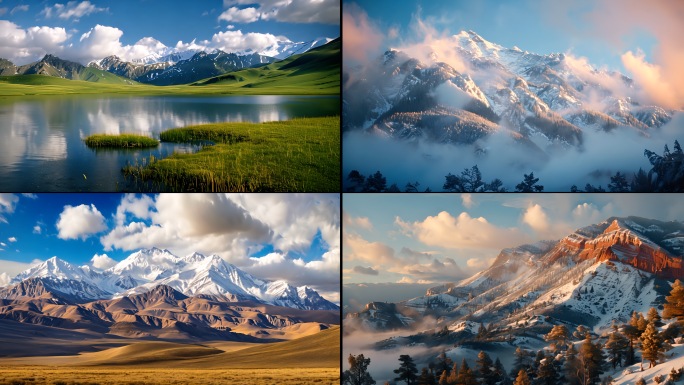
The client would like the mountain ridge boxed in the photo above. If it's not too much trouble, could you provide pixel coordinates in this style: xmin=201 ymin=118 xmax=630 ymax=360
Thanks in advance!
xmin=2 ymin=247 xmax=338 ymax=311
xmin=345 ymin=216 xmax=683 ymax=337
xmin=343 ymin=30 xmax=674 ymax=149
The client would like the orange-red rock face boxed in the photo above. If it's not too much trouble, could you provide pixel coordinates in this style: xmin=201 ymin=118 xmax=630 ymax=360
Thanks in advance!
xmin=548 ymin=220 xmax=684 ymax=279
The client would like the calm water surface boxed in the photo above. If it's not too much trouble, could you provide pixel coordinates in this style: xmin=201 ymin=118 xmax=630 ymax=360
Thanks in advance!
xmin=0 ymin=95 xmax=339 ymax=191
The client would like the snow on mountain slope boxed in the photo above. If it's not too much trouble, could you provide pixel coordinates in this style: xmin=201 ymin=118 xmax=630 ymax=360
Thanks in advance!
xmin=346 ymin=217 xmax=683 ymax=337
xmin=343 ymin=30 xmax=674 ymax=148
xmin=611 ymin=343 xmax=684 ymax=385
xmin=3 ymin=248 xmax=338 ymax=311
xmin=274 ymin=38 xmax=332 ymax=60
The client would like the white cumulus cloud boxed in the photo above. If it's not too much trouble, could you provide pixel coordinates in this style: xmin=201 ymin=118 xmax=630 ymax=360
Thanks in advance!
xmin=100 ymin=193 xmax=339 ymax=297
xmin=396 ymin=211 xmax=529 ymax=250
xmin=219 ymin=6 xmax=260 ymax=23
xmin=0 ymin=272 xmax=9 ymax=287
xmin=56 ymin=204 xmax=107 ymax=240
xmin=90 ymin=253 xmax=116 ymax=270
xmin=0 ymin=21 xmax=68 ymax=64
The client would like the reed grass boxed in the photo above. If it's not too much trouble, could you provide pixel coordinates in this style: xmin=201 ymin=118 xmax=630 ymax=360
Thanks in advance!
xmin=123 ymin=116 xmax=340 ymax=192
xmin=84 ymin=134 xmax=159 ymax=149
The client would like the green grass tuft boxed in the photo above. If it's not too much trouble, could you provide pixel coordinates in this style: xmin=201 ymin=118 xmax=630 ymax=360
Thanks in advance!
xmin=84 ymin=134 xmax=159 ymax=148
xmin=123 ymin=116 xmax=340 ymax=192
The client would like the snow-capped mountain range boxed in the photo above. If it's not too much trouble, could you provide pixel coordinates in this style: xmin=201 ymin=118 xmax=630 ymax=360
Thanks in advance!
xmin=2 ymin=248 xmax=338 ymax=311
xmin=346 ymin=216 xmax=684 ymax=337
xmin=88 ymin=50 xmax=277 ymax=85
xmin=125 ymin=37 xmax=331 ymax=65
xmin=344 ymin=30 xmax=674 ymax=147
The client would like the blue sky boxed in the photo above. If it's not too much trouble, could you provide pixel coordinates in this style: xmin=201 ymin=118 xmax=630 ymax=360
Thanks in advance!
xmin=0 ymin=0 xmax=340 ymax=64
xmin=343 ymin=194 xmax=684 ymax=285
xmin=344 ymin=0 xmax=662 ymax=74
xmin=0 ymin=193 xmax=341 ymax=301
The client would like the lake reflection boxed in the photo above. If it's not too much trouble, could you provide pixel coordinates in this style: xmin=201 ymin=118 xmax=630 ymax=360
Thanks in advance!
xmin=0 ymin=95 xmax=339 ymax=191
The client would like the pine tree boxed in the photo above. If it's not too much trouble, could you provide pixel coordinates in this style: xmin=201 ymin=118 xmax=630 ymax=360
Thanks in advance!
xmin=573 ymin=325 xmax=590 ymax=340
xmin=663 ymin=279 xmax=684 ymax=322
xmin=647 ymin=307 xmax=663 ymax=326
xmin=438 ymin=370 xmax=448 ymax=385
xmin=434 ymin=351 xmax=453 ymax=379
xmin=346 ymin=170 xmax=366 ymax=192
xmin=405 ymin=181 xmax=421 ymax=193
xmin=564 ymin=344 xmax=581 ymax=385
xmin=629 ymin=311 xmax=648 ymax=335
xmin=443 ymin=165 xmax=485 ymax=192
xmin=343 ymin=354 xmax=377 ymax=385
xmin=477 ymin=323 xmax=488 ymax=340
xmin=605 ymin=330 xmax=629 ymax=369
xmin=494 ymin=357 xmax=509 ymax=385
xmin=545 ymin=325 xmax=570 ymax=352
xmin=510 ymin=347 xmax=529 ymax=378
xmin=476 ymin=351 xmax=495 ymax=385
xmin=457 ymin=359 xmax=477 ymax=385
xmin=394 ymin=355 xmax=419 ymax=385
xmin=446 ymin=362 xmax=458 ymax=385
xmin=579 ymin=335 xmax=605 ymax=385
xmin=515 ymin=172 xmax=543 ymax=192
xmin=513 ymin=369 xmax=531 ymax=385
xmin=641 ymin=321 xmax=665 ymax=368
xmin=608 ymin=172 xmax=630 ymax=192
xmin=536 ymin=355 xmax=558 ymax=385
xmin=484 ymin=178 xmax=506 ymax=192
xmin=364 ymin=171 xmax=387 ymax=192
xmin=386 ymin=183 xmax=401 ymax=192
xmin=631 ymin=168 xmax=654 ymax=192
xmin=417 ymin=367 xmax=435 ymax=385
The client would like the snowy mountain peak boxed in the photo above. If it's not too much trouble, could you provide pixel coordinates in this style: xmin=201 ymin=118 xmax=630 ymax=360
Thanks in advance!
xmin=4 ymin=248 xmax=337 ymax=311
xmin=344 ymin=30 xmax=674 ymax=155
xmin=12 ymin=256 xmax=83 ymax=283
xmin=182 ymin=251 xmax=207 ymax=263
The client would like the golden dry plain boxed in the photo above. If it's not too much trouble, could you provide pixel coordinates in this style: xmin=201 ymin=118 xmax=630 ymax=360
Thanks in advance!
xmin=0 ymin=327 xmax=340 ymax=385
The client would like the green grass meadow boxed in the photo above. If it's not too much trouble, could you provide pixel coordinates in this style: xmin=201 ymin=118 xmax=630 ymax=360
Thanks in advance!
xmin=123 ymin=116 xmax=340 ymax=192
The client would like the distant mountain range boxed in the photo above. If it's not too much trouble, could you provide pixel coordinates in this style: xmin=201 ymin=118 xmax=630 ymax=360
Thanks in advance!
xmin=89 ymin=50 xmax=277 ymax=86
xmin=0 ymin=37 xmax=334 ymax=86
xmin=1 ymin=247 xmax=338 ymax=311
xmin=0 ymin=54 xmax=135 ymax=84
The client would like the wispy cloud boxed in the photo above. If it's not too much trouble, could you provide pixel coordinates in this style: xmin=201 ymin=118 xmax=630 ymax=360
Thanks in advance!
xmin=41 ymin=1 xmax=107 ymax=20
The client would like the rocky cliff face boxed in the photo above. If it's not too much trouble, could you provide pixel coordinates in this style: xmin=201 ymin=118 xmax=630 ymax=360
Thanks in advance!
xmin=546 ymin=219 xmax=684 ymax=279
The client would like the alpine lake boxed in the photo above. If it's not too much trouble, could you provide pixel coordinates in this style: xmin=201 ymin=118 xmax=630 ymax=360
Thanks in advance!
xmin=0 ymin=95 xmax=339 ymax=191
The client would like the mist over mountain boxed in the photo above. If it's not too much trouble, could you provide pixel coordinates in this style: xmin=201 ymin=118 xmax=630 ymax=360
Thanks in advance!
xmin=344 ymin=216 xmax=684 ymax=383
xmin=347 ymin=216 xmax=683 ymax=331
xmin=343 ymin=31 xmax=683 ymax=191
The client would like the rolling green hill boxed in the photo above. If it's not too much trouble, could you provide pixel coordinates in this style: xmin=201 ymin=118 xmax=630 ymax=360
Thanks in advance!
xmin=191 ymin=37 xmax=340 ymax=93
xmin=9 ymin=54 xmax=137 ymax=85
xmin=0 ymin=38 xmax=340 ymax=96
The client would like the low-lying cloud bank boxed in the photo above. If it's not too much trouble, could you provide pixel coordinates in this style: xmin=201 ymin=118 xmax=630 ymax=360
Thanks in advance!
xmin=343 ymin=112 xmax=683 ymax=191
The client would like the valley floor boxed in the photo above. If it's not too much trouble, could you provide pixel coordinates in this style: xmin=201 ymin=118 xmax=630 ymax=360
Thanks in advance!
xmin=0 ymin=326 xmax=340 ymax=384
xmin=0 ymin=367 xmax=339 ymax=385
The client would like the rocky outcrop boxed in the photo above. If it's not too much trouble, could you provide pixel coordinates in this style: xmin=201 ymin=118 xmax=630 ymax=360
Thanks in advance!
xmin=547 ymin=219 xmax=684 ymax=279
